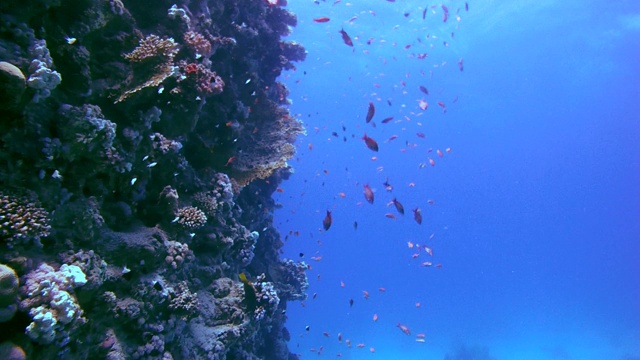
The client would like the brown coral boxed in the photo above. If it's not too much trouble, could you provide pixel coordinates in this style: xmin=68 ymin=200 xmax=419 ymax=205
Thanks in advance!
xmin=175 ymin=206 xmax=207 ymax=230
xmin=0 ymin=191 xmax=50 ymax=247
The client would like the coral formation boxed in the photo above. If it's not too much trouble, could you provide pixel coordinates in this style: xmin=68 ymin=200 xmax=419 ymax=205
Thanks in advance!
xmin=0 ymin=264 xmax=19 ymax=322
xmin=0 ymin=0 xmax=307 ymax=358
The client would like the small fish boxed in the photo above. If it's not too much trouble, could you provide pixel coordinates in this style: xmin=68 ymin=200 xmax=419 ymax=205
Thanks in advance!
xmin=385 ymin=213 xmax=396 ymax=219
xmin=353 ymin=221 xmax=358 ymax=230
xmin=339 ymin=28 xmax=354 ymax=47
xmin=397 ymin=323 xmax=411 ymax=335
xmin=381 ymin=116 xmax=394 ymax=123
xmin=392 ymin=198 xmax=405 ymax=214
xmin=419 ymin=85 xmax=429 ymax=95
xmin=373 ymin=313 xmax=378 ymax=321
xmin=363 ymin=290 xmax=370 ymax=299
xmin=323 ymin=210 xmax=332 ymax=230
xmin=416 ymin=132 xmax=426 ymax=139
xmin=363 ymin=184 xmax=374 ymax=204
xmin=365 ymin=102 xmax=375 ymax=123
xmin=429 ymin=158 xmax=435 ymax=167
xmin=225 ymin=156 xmax=236 ymax=166
xmin=458 ymin=58 xmax=464 ymax=71
xmin=313 ymin=17 xmax=330 ymax=23
xmin=338 ymin=333 xmax=342 ymax=342
xmin=413 ymin=208 xmax=423 ymax=225
xmin=383 ymin=177 xmax=393 ymax=191
xmin=362 ymin=133 xmax=379 ymax=152
xmin=349 ymin=298 xmax=354 ymax=307
xmin=424 ymin=246 xmax=433 ymax=256
xmin=437 ymin=149 xmax=444 ymax=158
xmin=418 ymin=99 xmax=428 ymax=111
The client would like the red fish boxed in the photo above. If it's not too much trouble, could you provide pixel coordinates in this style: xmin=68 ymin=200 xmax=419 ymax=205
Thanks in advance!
xmin=413 ymin=208 xmax=422 ymax=224
xmin=314 ymin=17 xmax=330 ymax=23
xmin=366 ymin=102 xmax=375 ymax=123
xmin=392 ymin=198 xmax=405 ymax=214
xmin=437 ymin=101 xmax=446 ymax=109
xmin=323 ymin=210 xmax=332 ymax=230
xmin=339 ymin=29 xmax=353 ymax=47
xmin=397 ymin=323 xmax=411 ymax=335
xmin=381 ymin=116 xmax=394 ymax=123
xmin=362 ymin=133 xmax=379 ymax=152
xmin=437 ymin=149 xmax=443 ymax=158
xmin=363 ymin=184 xmax=374 ymax=204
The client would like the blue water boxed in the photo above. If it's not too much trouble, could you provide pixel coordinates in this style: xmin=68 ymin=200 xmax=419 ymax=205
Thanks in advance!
xmin=273 ymin=1 xmax=640 ymax=359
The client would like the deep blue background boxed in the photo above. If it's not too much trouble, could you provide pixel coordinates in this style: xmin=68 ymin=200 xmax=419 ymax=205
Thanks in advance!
xmin=273 ymin=1 xmax=640 ymax=358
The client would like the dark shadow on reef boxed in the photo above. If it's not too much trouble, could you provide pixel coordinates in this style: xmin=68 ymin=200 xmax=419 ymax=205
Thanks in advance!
xmin=0 ymin=0 xmax=308 ymax=358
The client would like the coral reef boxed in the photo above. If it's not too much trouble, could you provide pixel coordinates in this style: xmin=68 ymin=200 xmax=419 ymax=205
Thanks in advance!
xmin=0 ymin=0 xmax=307 ymax=358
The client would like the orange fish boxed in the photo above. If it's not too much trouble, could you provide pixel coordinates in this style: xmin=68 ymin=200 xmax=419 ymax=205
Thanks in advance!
xmin=446 ymin=147 xmax=452 ymax=153
xmin=276 ymin=187 xmax=284 ymax=193
xmin=373 ymin=314 xmax=379 ymax=321
xmin=339 ymin=28 xmax=353 ymax=47
xmin=418 ymin=100 xmax=428 ymax=111
xmin=323 ymin=210 xmax=332 ymax=231
xmin=313 ymin=17 xmax=331 ymax=23
xmin=338 ymin=192 xmax=346 ymax=198
xmin=397 ymin=323 xmax=411 ymax=335
xmin=308 ymin=143 xmax=313 ymax=150
xmin=424 ymin=246 xmax=433 ymax=256
xmin=340 ymin=281 xmax=345 ymax=288
xmin=428 ymin=158 xmax=435 ymax=167
xmin=363 ymin=184 xmax=374 ymax=204
xmin=413 ymin=208 xmax=423 ymax=224
xmin=365 ymin=102 xmax=375 ymax=123
xmin=392 ymin=198 xmax=405 ymax=214
xmin=225 ymin=156 xmax=236 ymax=166
xmin=370 ymin=347 xmax=375 ymax=353
xmin=437 ymin=149 xmax=443 ymax=158
xmin=362 ymin=133 xmax=379 ymax=151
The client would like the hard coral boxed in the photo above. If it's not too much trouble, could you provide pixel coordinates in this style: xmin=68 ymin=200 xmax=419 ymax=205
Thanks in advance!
xmin=0 ymin=264 xmax=19 ymax=322
xmin=0 ymin=191 xmax=51 ymax=248
xmin=20 ymin=263 xmax=87 ymax=345
xmin=175 ymin=206 xmax=207 ymax=230
xmin=116 ymin=35 xmax=179 ymax=103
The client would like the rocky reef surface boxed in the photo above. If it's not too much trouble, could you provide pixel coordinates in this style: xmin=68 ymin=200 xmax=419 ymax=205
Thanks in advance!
xmin=0 ymin=0 xmax=308 ymax=358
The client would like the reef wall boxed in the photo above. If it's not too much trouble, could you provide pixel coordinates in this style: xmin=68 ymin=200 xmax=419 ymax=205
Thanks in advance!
xmin=0 ymin=0 xmax=308 ymax=358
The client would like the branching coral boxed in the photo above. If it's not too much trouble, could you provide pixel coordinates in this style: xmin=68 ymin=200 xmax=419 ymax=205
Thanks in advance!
xmin=20 ymin=263 xmax=87 ymax=345
xmin=0 ymin=191 xmax=51 ymax=248
xmin=175 ymin=206 xmax=207 ymax=230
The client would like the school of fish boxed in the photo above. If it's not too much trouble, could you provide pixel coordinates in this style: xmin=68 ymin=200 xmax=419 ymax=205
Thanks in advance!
xmin=276 ymin=1 xmax=470 ymax=357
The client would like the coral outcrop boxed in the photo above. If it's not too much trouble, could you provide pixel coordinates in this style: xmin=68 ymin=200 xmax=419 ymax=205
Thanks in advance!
xmin=0 ymin=0 xmax=307 ymax=358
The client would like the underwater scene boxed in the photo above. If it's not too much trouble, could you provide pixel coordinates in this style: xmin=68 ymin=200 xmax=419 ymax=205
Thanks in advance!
xmin=0 ymin=0 xmax=638 ymax=359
